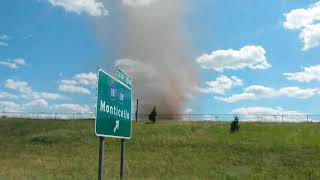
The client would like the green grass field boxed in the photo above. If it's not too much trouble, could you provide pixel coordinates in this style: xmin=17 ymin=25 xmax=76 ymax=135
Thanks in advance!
xmin=0 ymin=118 xmax=320 ymax=179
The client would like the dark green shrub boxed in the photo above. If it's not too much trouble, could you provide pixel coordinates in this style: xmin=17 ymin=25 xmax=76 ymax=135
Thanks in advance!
xmin=230 ymin=116 xmax=240 ymax=133
xmin=148 ymin=106 xmax=157 ymax=123
xmin=30 ymin=134 xmax=59 ymax=145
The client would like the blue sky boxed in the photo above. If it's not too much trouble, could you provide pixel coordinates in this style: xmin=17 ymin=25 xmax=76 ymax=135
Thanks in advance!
xmin=0 ymin=0 xmax=320 ymax=115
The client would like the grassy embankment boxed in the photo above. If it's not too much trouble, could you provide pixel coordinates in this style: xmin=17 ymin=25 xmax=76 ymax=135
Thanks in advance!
xmin=0 ymin=118 xmax=319 ymax=179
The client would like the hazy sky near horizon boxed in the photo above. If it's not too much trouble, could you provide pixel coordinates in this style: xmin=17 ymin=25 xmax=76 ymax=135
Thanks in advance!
xmin=0 ymin=0 xmax=320 ymax=115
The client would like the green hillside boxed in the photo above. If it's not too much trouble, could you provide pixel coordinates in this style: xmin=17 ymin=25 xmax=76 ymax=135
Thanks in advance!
xmin=0 ymin=119 xmax=319 ymax=179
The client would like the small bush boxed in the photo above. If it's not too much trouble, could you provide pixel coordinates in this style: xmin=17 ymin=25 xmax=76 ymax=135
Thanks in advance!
xmin=29 ymin=130 xmax=76 ymax=145
xmin=30 ymin=134 xmax=60 ymax=145
xmin=230 ymin=116 xmax=240 ymax=133
xmin=148 ymin=106 xmax=157 ymax=123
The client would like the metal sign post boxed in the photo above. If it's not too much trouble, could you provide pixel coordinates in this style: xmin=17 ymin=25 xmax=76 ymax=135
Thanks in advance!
xmin=98 ymin=137 xmax=105 ymax=180
xmin=120 ymin=139 xmax=125 ymax=180
xmin=135 ymin=99 xmax=139 ymax=123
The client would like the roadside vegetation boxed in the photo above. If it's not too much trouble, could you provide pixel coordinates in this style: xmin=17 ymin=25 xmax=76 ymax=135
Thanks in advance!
xmin=0 ymin=118 xmax=319 ymax=179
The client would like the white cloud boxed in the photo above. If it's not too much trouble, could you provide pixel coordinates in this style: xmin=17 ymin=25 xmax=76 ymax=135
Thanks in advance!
xmin=284 ymin=64 xmax=320 ymax=82
xmin=59 ymin=84 xmax=91 ymax=94
xmin=5 ymin=79 xmax=32 ymax=93
xmin=196 ymin=45 xmax=271 ymax=72
xmin=215 ymin=92 xmax=256 ymax=103
xmin=283 ymin=2 xmax=320 ymax=29
xmin=283 ymin=1 xmax=320 ymax=50
xmin=5 ymin=79 xmax=65 ymax=100
xmin=232 ymin=107 xmax=303 ymax=115
xmin=231 ymin=107 xmax=307 ymax=122
xmin=51 ymin=103 xmax=91 ymax=112
xmin=232 ymin=106 xmax=304 ymax=115
xmin=299 ymin=24 xmax=320 ymax=50
xmin=215 ymin=85 xmax=276 ymax=103
xmin=23 ymin=34 xmax=33 ymax=40
xmin=122 ymin=0 xmax=158 ymax=7
xmin=278 ymin=87 xmax=317 ymax=99
xmin=24 ymin=99 xmax=49 ymax=110
xmin=245 ymin=85 xmax=277 ymax=97
xmin=202 ymin=114 xmax=212 ymax=121
xmin=0 ymin=58 xmax=26 ymax=69
xmin=13 ymin=58 xmax=25 ymax=65
xmin=57 ymin=72 xmax=96 ymax=94
xmin=0 ymin=34 xmax=9 ymax=40
xmin=184 ymin=108 xmax=193 ymax=114
xmin=215 ymin=85 xmax=318 ymax=103
xmin=0 ymin=34 xmax=9 ymax=47
xmin=0 ymin=92 xmax=18 ymax=99
xmin=0 ymin=101 xmax=21 ymax=112
xmin=73 ymin=72 xmax=97 ymax=86
xmin=0 ymin=42 xmax=8 ymax=47
xmin=47 ymin=0 xmax=108 ymax=16
xmin=199 ymin=75 xmax=243 ymax=94
xmin=61 ymin=79 xmax=77 ymax=85
xmin=0 ymin=61 xmax=17 ymax=69
xmin=30 ymin=92 xmax=65 ymax=100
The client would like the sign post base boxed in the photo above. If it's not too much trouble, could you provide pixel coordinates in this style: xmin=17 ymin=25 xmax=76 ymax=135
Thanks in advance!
xmin=98 ymin=137 xmax=105 ymax=180
xmin=120 ymin=139 xmax=125 ymax=180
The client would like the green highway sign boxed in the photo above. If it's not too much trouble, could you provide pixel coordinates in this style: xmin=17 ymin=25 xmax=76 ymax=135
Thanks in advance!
xmin=95 ymin=69 xmax=132 ymax=139
xmin=117 ymin=67 xmax=132 ymax=88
